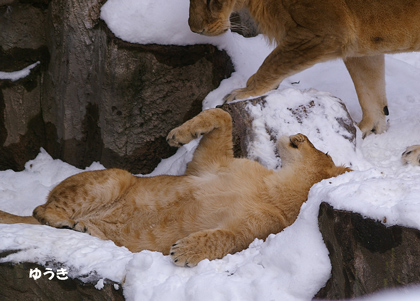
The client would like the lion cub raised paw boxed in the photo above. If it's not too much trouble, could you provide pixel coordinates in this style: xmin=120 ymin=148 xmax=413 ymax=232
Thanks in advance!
xmin=166 ymin=117 xmax=208 ymax=147
xmin=166 ymin=125 xmax=201 ymax=147
xmin=167 ymin=109 xmax=229 ymax=147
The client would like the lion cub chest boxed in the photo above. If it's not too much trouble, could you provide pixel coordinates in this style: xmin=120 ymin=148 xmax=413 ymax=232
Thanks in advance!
xmin=186 ymin=160 xmax=272 ymax=226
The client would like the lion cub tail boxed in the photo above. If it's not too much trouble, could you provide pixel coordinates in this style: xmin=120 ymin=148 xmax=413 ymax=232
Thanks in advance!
xmin=0 ymin=210 xmax=40 ymax=225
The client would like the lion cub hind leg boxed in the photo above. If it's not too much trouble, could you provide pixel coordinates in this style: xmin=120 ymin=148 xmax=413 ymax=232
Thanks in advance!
xmin=33 ymin=204 xmax=89 ymax=233
xmin=170 ymin=229 xmax=237 ymax=267
xmin=402 ymin=145 xmax=420 ymax=166
xmin=33 ymin=169 xmax=135 ymax=235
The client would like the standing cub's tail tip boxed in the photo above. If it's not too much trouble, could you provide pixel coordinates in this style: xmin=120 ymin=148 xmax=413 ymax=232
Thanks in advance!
xmin=0 ymin=210 xmax=40 ymax=225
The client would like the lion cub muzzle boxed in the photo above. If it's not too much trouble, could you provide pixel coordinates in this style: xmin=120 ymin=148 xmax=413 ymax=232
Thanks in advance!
xmin=188 ymin=18 xmax=230 ymax=36
xmin=188 ymin=0 xmax=233 ymax=36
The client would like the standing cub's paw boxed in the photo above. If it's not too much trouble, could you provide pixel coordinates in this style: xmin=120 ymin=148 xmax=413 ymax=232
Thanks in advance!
xmin=358 ymin=107 xmax=389 ymax=138
xmin=223 ymin=88 xmax=244 ymax=103
xmin=402 ymin=145 xmax=420 ymax=166
xmin=223 ymin=87 xmax=256 ymax=103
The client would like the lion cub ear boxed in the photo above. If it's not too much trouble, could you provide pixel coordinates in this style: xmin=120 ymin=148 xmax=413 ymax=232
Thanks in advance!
xmin=329 ymin=166 xmax=352 ymax=178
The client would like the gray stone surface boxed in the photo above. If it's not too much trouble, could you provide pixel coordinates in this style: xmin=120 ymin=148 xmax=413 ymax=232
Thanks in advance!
xmin=316 ymin=202 xmax=420 ymax=299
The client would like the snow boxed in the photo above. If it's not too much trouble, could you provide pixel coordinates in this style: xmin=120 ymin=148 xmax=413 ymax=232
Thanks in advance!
xmin=352 ymin=285 xmax=420 ymax=301
xmin=0 ymin=61 xmax=40 ymax=82
xmin=1 ymin=0 xmax=420 ymax=300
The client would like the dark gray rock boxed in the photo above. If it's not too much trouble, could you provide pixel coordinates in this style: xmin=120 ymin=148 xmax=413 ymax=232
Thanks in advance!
xmin=316 ymin=202 xmax=420 ymax=299
xmin=0 ymin=251 xmax=124 ymax=301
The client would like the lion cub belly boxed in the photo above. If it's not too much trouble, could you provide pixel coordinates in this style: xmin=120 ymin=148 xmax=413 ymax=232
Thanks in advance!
xmin=187 ymin=161 xmax=271 ymax=227
xmin=117 ymin=163 xmax=268 ymax=253
xmin=106 ymin=174 xmax=244 ymax=252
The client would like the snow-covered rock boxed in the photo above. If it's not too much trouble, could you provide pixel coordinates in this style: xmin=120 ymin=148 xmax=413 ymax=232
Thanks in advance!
xmin=222 ymin=89 xmax=359 ymax=170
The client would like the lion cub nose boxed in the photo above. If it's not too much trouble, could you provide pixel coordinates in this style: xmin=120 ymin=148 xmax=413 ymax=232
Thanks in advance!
xmin=191 ymin=28 xmax=205 ymax=34
xmin=188 ymin=18 xmax=205 ymax=35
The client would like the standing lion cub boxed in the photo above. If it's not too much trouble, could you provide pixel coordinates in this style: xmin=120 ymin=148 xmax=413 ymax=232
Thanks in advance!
xmin=188 ymin=0 xmax=420 ymax=140
xmin=0 ymin=109 xmax=350 ymax=267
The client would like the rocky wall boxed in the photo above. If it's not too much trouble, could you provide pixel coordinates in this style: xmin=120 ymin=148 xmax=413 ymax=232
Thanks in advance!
xmin=0 ymin=0 xmax=233 ymax=173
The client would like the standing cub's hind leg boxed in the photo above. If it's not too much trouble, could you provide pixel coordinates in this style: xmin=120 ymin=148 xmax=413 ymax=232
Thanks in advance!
xmin=402 ymin=145 xmax=420 ymax=166
xmin=344 ymin=55 xmax=388 ymax=137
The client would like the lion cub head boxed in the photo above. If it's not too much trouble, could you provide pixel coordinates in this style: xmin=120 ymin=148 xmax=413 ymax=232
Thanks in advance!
xmin=277 ymin=134 xmax=351 ymax=178
xmin=188 ymin=0 xmax=237 ymax=36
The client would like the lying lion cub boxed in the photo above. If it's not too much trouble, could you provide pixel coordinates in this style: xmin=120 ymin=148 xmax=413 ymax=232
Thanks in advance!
xmin=0 ymin=109 xmax=350 ymax=267
xmin=188 ymin=0 xmax=420 ymax=139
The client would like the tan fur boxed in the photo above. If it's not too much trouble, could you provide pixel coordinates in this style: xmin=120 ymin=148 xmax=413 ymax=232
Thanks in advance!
xmin=188 ymin=0 xmax=420 ymax=137
xmin=402 ymin=145 xmax=420 ymax=166
xmin=0 ymin=109 xmax=350 ymax=267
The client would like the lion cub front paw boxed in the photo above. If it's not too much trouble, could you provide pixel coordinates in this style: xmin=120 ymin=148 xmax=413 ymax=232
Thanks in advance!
xmin=170 ymin=233 xmax=218 ymax=267
xmin=170 ymin=239 xmax=204 ymax=267
xmin=402 ymin=145 xmax=420 ymax=166
xmin=167 ymin=126 xmax=201 ymax=147
xmin=170 ymin=229 xmax=235 ymax=267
